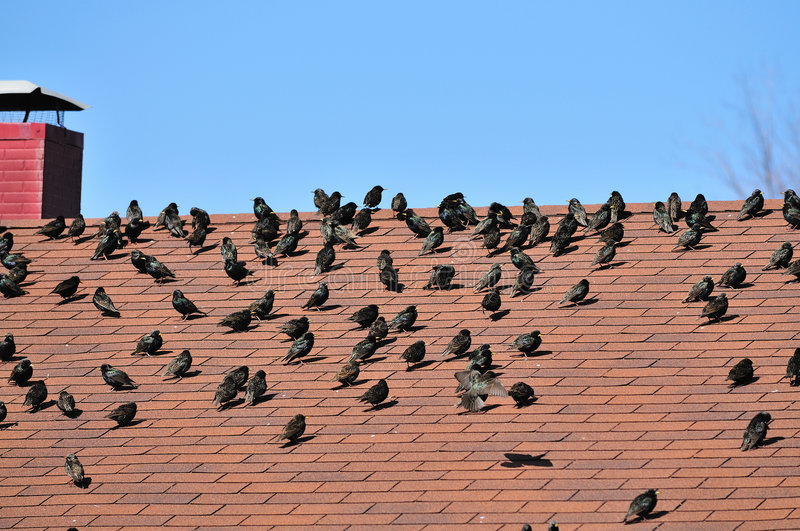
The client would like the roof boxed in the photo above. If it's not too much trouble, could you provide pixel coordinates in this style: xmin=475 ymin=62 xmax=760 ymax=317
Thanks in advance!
xmin=0 ymin=81 xmax=89 ymax=112
xmin=0 ymin=199 xmax=799 ymax=529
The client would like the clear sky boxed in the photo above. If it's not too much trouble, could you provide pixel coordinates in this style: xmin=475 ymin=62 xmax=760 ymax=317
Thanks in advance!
xmin=4 ymin=1 xmax=800 ymax=217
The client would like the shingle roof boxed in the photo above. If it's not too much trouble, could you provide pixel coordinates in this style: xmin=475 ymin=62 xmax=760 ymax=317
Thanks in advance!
xmin=0 ymin=199 xmax=798 ymax=530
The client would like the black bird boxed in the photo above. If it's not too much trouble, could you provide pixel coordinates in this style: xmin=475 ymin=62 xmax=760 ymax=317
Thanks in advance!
xmin=452 ymin=194 xmax=479 ymax=226
xmin=398 ymin=209 xmax=431 ymax=237
xmin=688 ymin=193 xmax=708 ymax=217
xmin=363 ymin=185 xmax=384 ymax=208
xmin=91 ymin=229 xmax=120 ymax=260
xmin=186 ymin=225 xmax=207 ymax=253
xmin=438 ymin=201 xmax=466 ymax=232
xmin=481 ymin=287 xmax=501 ymax=314
xmin=0 ymin=251 xmax=31 ymax=269
xmin=172 ymin=290 xmax=206 ymax=320
xmin=783 ymin=348 xmax=800 ymax=386
xmin=783 ymin=259 xmax=800 ymax=281
xmin=274 ymin=232 xmax=299 ymax=257
xmin=9 ymin=358 xmax=32 ymax=385
xmin=585 ymin=204 xmax=612 ymax=233
xmin=419 ymin=227 xmax=444 ymax=255
xmin=473 ymin=264 xmax=502 ymax=293
xmin=132 ymin=330 xmax=162 ymax=356
xmin=400 ymin=340 xmax=426 ymax=368
xmin=672 ymin=223 xmax=704 ymax=251
xmin=352 ymin=208 xmax=372 ymax=234
xmin=0 ymin=274 xmax=25 ymax=298
xmin=285 ymin=209 xmax=303 ymax=235
xmin=785 ymin=196 xmax=800 ymax=227
xmin=700 ymin=293 xmax=728 ymax=322
xmin=391 ymin=193 xmax=407 ymax=213
xmin=253 ymin=237 xmax=277 ymax=266
xmin=510 ymin=267 xmax=536 ymax=297
xmin=684 ymin=210 xmax=718 ymax=231
xmin=214 ymin=376 xmax=238 ymax=408
xmin=454 ymin=369 xmax=508 ymax=412
xmin=165 ymin=207 xmax=185 ymax=238
xmin=481 ymin=222 xmax=501 ymax=254
xmin=125 ymin=216 xmax=148 ymax=242
xmin=68 ymin=214 xmax=86 ymax=242
xmin=472 ymin=211 xmax=498 ymax=237
xmin=465 ymin=344 xmax=493 ymax=373
xmin=442 ymin=329 xmax=471 ymax=357
xmin=131 ymin=250 xmax=149 ymax=273
xmin=0 ymin=332 xmax=14 ymax=361
xmin=57 ymin=390 xmax=76 ymax=416
xmin=785 ymin=189 xmax=800 ymax=210
xmin=349 ymin=305 xmax=379 ymax=328
xmin=377 ymin=249 xmax=393 ymax=271
xmin=93 ymin=287 xmax=120 ymax=316
xmin=227 ymin=365 xmax=250 ymax=389
xmin=23 ymin=380 xmax=47 ymax=411
xmin=276 ymin=414 xmax=306 ymax=444
xmin=190 ymin=206 xmax=211 ymax=229
xmin=653 ymin=201 xmax=675 ymax=233
xmin=523 ymin=197 xmax=542 ymax=219
xmin=106 ymin=402 xmax=137 ymax=426
xmin=302 ymin=282 xmax=329 ymax=310
xmin=568 ymin=198 xmax=588 ymax=226
xmin=423 ymin=264 xmax=455 ymax=290
xmin=252 ymin=197 xmax=277 ymax=221
xmin=607 ymin=190 xmax=626 ymax=222
xmin=549 ymin=221 xmax=573 ymax=256
xmin=245 ymin=370 xmax=267 ymax=406
xmin=719 ymin=263 xmax=746 ymax=288
xmin=389 ymin=306 xmax=417 ymax=332
xmin=313 ymin=189 xmax=329 ymax=212
xmin=248 ymin=290 xmax=275 ymax=321
xmin=498 ymin=214 xmax=535 ymax=253
xmin=36 ymin=216 xmax=66 ymax=239
xmin=684 ymin=276 xmax=714 ymax=302
xmin=51 ymin=276 xmax=80 ymax=299
xmin=529 ymin=215 xmax=550 ymax=246
xmin=280 ymin=316 xmax=310 ymax=340
xmin=224 ymin=259 xmax=254 ymax=286
xmin=321 ymin=191 xmax=343 ymax=216
xmin=510 ymin=247 xmax=540 ymax=273
xmin=591 ymin=241 xmax=617 ymax=268
xmin=599 ymin=222 xmax=624 ymax=244
xmin=369 ymin=316 xmax=388 ymax=340
xmin=359 ymin=379 xmax=389 ymax=408
xmin=332 ymin=360 xmax=360 ymax=386
xmin=349 ymin=335 xmax=378 ymax=363
xmin=738 ymin=189 xmax=764 ymax=220
xmin=65 ymin=454 xmax=86 ymax=487
xmin=624 ymin=489 xmax=658 ymax=523
xmin=127 ymin=199 xmax=143 ymax=221
xmin=220 ymin=237 xmax=238 ymax=262
xmin=314 ymin=243 xmax=335 ymax=276
xmin=331 ymin=220 xmax=359 ymax=247
xmin=508 ymin=382 xmax=536 ymax=407
xmin=560 ymin=279 xmax=590 ymax=306
xmin=250 ymin=214 xmax=279 ymax=242
xmin=162 ymin=350 xmax=192 ymax=380
xmin=511 ymin=331 xmax=542 ymax=357
xmin=489 ymin=202 xmax=515 ymax=228
xmin=0 ymin=232 xmax=12 ymax=254
xmin=742 ymin=412 xmax=771 ymax=451
xmin=667 ymin=192 xmax=682 ymax=222
xmin=144 ymin=256 xmax=176 ymax=283
xmin=6 ymin=263 xmax=27 ymax=285
xmin=0 ymin=401 xmax=6 ymax=424
xmin=218 ymin=309 xmax=252 ymax=332
xmin=283 ymin=332 xmax=314 ymax=364
xmin=727 ymin=358 xmax=754 ymax=386
xmin=100 ymin=364 xmax=137 ymax=390
xmin=763 ymin=242 xmax=793 ymax=270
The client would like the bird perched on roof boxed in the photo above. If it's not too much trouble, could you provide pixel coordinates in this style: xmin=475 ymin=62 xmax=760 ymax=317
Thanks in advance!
xmin=672 ymin=223 xmax=705 ymax=251
xmin=276 ymin=414 xmax=306 ymax=444
xmin=144 ymin=255 xmax=176 ymax=283
xmin=783 ymin=259 xmax=800 ymax=282
xmin=244 ymin=370 xmax=267 ymax=406
xmin=162 ymin=350 xmax=192 ymax=380
xmin=124 ymin=216 xmax=148 ymax=243
xmin=0 ymin=232 xmax=12 ymax=254
xmin=727 ymin=358 xmax=754 ymax=387
xmin=442 ymin=329 xmax=471 ymax=358
xmin=91 ymin=229 xmax=121 ymax=260
xmin=349 ymin=305 xmax=379 ymax=328
xmin=359 ymin=379 xmax=389 ymax=409
xmin=8 ymin=358 xmax=32 ymax=385
xmin=473 ymin=264 xmax=502 ymax=293
xmin=100 ymin=364 xmax=137 ymax=390
xmin=498 ymin=214 xmax=536 ymax=253
xmin=424 ymin=264 xmax=455 ymax=290
xmin=379 ymin=263 xmax=400 ymax=292
xmin=363 ymin=185 xmax=384 ymax=208
xmin=592 ymin=241 xmax=618 ymax=268
xmin=186 ymin=224 xmax=207 ymax=253
xmin=391 ymin=193 xmax=407 ymax=213
xmin=248 ymin=290 xmax=275 ymax=321
xmin=370 ymin=316 xmax=388 ymax=341
xmin=252 ymin=197 xmax=279 ymax=221
xmin=455 ymin=370 xmax=508 ymax=412
xmin=220 ymin=237 xmax=238 ymax=262
xmin=398 ymin=209 xmax=431 ymax=237
xmin=560 ymin=279 xmax=590 ymax=306
xmin=92 ymin=287 xmax=120 ymax=316
xmin=57 ymin=390 xmax=77 ymax=417
xmin=523 ymin=197 xmax=542 ymax=219
xmin=283 ymin=332 xmax=315 ymax=364
xmin=130 ymin=250 xmax=149 ymax=273
xmin=568 ymin=198 xmax=588 ymax=227
xmin=400 ymin=341 xmax=426 ymax=369
xmin=65 ymin=454 xmax=86 ymax=488
xmin=764 ymin=242 xmax=793 ymax=271
xmin=224 ymin=258 xmax=254 ymax=286
xmin=349 ymin=335 xmax=378 ymax=363
xmin=653 ymin=201 xmax=675 ymax=233
xmin=351 ymin=208 xmax=373 ymax=234
xmin=465 ymin=344 xmax=493 ymax=373
xmin=126 ymin=199 xmax=142 ymax=221
xmin=0 ymin=251 xmax=31 ymax=269
xmin=419 ymin=227 xmax=444 ymax=255
xmin=508 ymin=382 xmax=536 ymax=407
xmin=510 ymin=248 xmax=540 ymax=273
xmin=738 ymin=189 xmax=764 ymax=220
xmin=599 ymin=222 xmax=624 ymax=244
xmin=280 ymin=316 xmax=310 ymax=341
xmin=389 ymin=306 xmax=417 ymax=332
xmin=480 ymin=221 xmax=501 ymax=255
xmin=376 ymin=250 xmax=393 ymax=271
xmin=607 ymin=191 xmax=626 ymax=222
xmin=313 ymin=189 xmax=329 ymax=212
xmin=321 ymin=192 xmax=343 ymax=217
xmin=213 ymin=376 xmax=238 ymax=409
xmin=332 ymin=360 xmax=360 ymax=386
xmin=6 ymin=263 xmax=27 ymax=285
xmin=0 ymin=332 xmax=15 ymax=361
xmin=683 ymin=276 xmax=714 ymax=302
xmin=274 ymin=232 xmax=299 ymax=257
xmin=253 ymin=237 xmax=277 ymax=267
xmin=665 ymin=192 xmax=681 ymax=220
xmin=700 ymin=293 xmax=728 ymax=322
xmin=23 ymin=380 xmax=47 ymax=412
xmin=154 ymin=203 xmax=176 ymax=230
xmin=190 ymin=206 xmax=210 ymax=229
xmin=719 ymin=263 xmax=746 ymax=288
xmin=132 ymin=330 xmax=162 ymax=356
xmin=511 ymin=330 xmax=542 ymax=357
xmin=741 ymin=412 xmax=772 ymax=451
xmin=165 ymin=206 xmax=185 ymax=238
xmin=0 ymin=274 xmax=25 ymax=298
xmin=51 ymin=276 xmax=80 ymax=300
xmin=783 ymin=348 xmax=800 ymax=386
xmin=313 ymin=243 xmax=336 ymax=277
xmin=550 ymin=218 xmax=574 ymax=256
xmin=481 ymin=287 xmax=502 ymax=315
xmin=585 ymin=204 xmax=612 ymax=233
xmin=510 ymin=267 xmax=535 ymax=297
xmin=438 ymin=196 xmax=466 ymax=232
xmin=172 ymin=290 xmax=206 ymax=320
xmin=67 ymin=214 xmax=86 ymax=243
xmin=489 ymin=202 xmax=515 ymax=229
xmin=303 ymin=282 xmax=329 ymax=310
xmin=0 ymin=401 xmax=7 ymax=424
xmin=251 ymin=216 xmax=279 ymax=243
xmin=529 ymin=215 xmax=550 ymax=247
xmin=623 ymin=489 xmax=658 ymax=523
xmin=226 ymin=365 xmax=249 ymax=389
xmin=218 ymin=309 xmax=252 ymax=332
xmin=37 ymin=216 xmax=66 ymax=240
xmin=106 ymin=402 xmax=137 ymax=427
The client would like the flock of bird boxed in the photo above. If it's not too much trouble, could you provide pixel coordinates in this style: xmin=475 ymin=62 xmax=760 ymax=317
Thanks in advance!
xmin=1 ymin=184 xmax=798 ymax=527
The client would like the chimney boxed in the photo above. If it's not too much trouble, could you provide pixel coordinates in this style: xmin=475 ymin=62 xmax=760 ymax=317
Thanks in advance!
xmin=0 ymin=81 xmax=89 ymax=220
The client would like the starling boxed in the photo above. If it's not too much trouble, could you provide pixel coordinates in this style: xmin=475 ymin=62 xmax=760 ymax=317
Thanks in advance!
xmin=398 ymin=209 xmax=432 ymax=237
xmin=51 ymin=276 xmax=80 ymax=299
xmin=220 ymin=237 xmax=238 ymax=262
xmin=763 ymin=242 xmax=793 ymax=270
xmin=132 ymin=330 xmax=162 ymax=356
xmin=252 ymin=197 xmax=277 ymax=221
xmin=0 ymin=401 xmax=6 ymax=424
xmin=313 ymin=189 xmax=329 ymax=212
xmin=423 ymin=264 xmax=455 ymax=290
xmin=688 ymin=193 xmax=709 ymax=217
xmin=0 ymin=274 xmax=25 ymax=298
xmin=472 ymin=211 xmax=498 ymax=237
xmin=391 ymin=192 xmax=407 ymax=213
xmin=509 ymin=247 xmax=540 ymax=273
xmin=276 ymin=413 xmax=306 ymax=443
xmin=786 ymin=189 xmax=800 ymax=210
xmin=65 ymin=454 xmax=86 ymax=487
xmin=719 ymin=263 xmax=746 ymax=288
xmin=585 ymin=204 xmax=612 ymax=233
xmin=331 ymin=220 xmax=359 ymax=246
xmin=369 ymin=316 xmax=388 ymax=340
xmin=683 ymin=276 xmax=714 ymax=302
xmin=442 ymin=329 xmax=472 ymax=358
xmin=481 ymin=223 xmax=501 ymax=254
xmin=0 ymin=251 xmax=31 ymax=269
xmin=352 ymin=208 xmax=372 ymax=234
xmin=283 ymin=332 xmax=315 ymax=364
xmin=190 ymin=206 xmax=211 ymax=229
xmin=784 ymin=199 xmax=800 ymax=228
xmin=727 ymin=358 xmax=754 ymax=386
xmin=653 ymin=201 xmax=675 ymax=233
xmin=303 ymin=282 xmax=329 ymax=310
xmin=667 ymin=192 xmax=682 ymax=222
xmin=508 ymin=382 xmax=536 ymax=406
xmin=57 ymin=390 xmax=76 ymax=416
xmin=498 ymin=216 xmax=535 ymax=253
xmin=741 ymin=412 xmax=771 ymax=451
xmin=599 ymin=222 xmax=624 ymax=244
xmin=130 ymin=250 xmax=149 ymax=273
xmin=23 ymin=380 xmax=47 ymax=411
xmin=253 ymin=237 xmax=277 ymax=266
xmin=389 ymin=306 xmax=418 ymax=332
xmin=472 ymin=264 xmax=503 ymax=293
xmin=529 ymin=215 xmax=550 ymax=246
xmin=511 ymin=330 xmax=542 ymax=357
xmin=783 ymin=259 xmax=800 ymax=281
xmin=550 ymin=222 xmax=573 ymax=256
xmin=738 ymin=189 xmax=764 ymax=220
xmin=280 ymin=316 xmax=310 ymax=340
xmin=568 ymin=198 xmax=588 ymax=226
xmin=274 ymin=233 xmax=299 ymax=256
xmin=91 ymin=229 xmax=120 ymax=260
xmin=252 ymin=215 xmax=280 ymax=243
xmin=481 ymin=287 xmax=501 ymax=314
xmin=186 ymin=225 xmax=207 ymax=252
xmin=312 ymin=243 xmax=336 ymax=276
xmin=623 ymin=489 xmax=658 ymax=522
xmin=684 ymin=210 xmax=718 ymax=231
xmin=218 ymin=309 xmax=252 ymax=332
xmin=162 ymin=350 xmax=192 ymax=380
xmin=144 ymin=256 xmax=176 ymax=283
xmin=68 ymin=214 xmax=86 ymax=242
xmin=591 ymin=241 xmax=618 ymax=268
xmin=359 ymin=379 xmax=389 ymax=408
xmin=93 ymin=287 xmax=120 ymax=316
xmin=419 ymin=227 xmax=444 ymax=255
xmin=672 ymin=223 xmax=704 ymax=251
xmin=400 ymin=340 xmax=426 ymax=368
xmin=700 ymin=293 xmax=728 ymax=322
xmin=349 ymin=305 xmax=379 ymax=328
xmin=439 ymin=202 xmax=466 ymax=231
xmin=100 ymin=364 xmax=137 ymax=390
xmin=248 ymin=290 xmax=275 ymax=321
xmin=36 ymin=215 xmax=66 ymax=239
xmin=560 ymin=279 xmax=590 ymax=306
xmin=227 ymin=365 xmax=250 ymax=389
xmin=349 ymin=336 xmax=378 ymax=363
xmin=213 ymin=376 xmax=238 ymax=408
xmin=0 ymin=232 xmax=12 ymax=254
xmin=285 ymin=209 xmax=302 ymax=235
xmin=321 ymin=191 xmax=343 ymax=216
xmin=245 ymin=370 xmax=267 ymax=406
xmin=489 ymin=202 xmax=516 ymax=228
xmin=0 ymin=332 xmax=15 ymax=361
xmin=105 ymin=402 xmax=137 ymax=426
xmin=783 ymin=348 xmax=800 ymax=386
xmin=6 ymin=263 xmax=27 ymax=285
xmin=8 ymin=358 xmax=32 ymax=385
xmin=607 ymin=190 xmax=626 ymax=222
xmin=165 ymin=208 xmax=185 ymax=238
xmin=224 ymin=259 xmax=254 ymax=286
xmin=510 ymin=267 xmax=536 ymax=297
xmin=125 ymin=217 xmax=148 ymax=242
xmin=454 ymin=370 xmax=508 ymax=412
xmin=523 ymin=197 xmax=542 ymax=219
xmin=465 ymin=344 xmax=493 ymax=373
xmin=332 ymin=360 xmax=360 ymax=386
xmin=453 ymin=195 xmax=479 ymax=225
xmin=171 ymin=290 xmax=205 ymax=320
xmin=363 ymin=185 xmax=384 ymax=208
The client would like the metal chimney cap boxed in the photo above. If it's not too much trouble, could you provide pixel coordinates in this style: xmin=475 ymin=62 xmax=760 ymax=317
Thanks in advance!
xmin=0 ymin=81 xmax=89 ymax=112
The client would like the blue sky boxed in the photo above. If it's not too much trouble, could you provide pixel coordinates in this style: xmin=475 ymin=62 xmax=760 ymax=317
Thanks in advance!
xmin=4 ymin=1 xmax=800 ymax=217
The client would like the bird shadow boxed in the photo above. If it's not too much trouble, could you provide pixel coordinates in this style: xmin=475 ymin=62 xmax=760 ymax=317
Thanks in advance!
xmin=100 ymin=310 xmax=121 ymax=318
xmin=690 ymin=244 xmax=712 ymax=251
xmin=281 ymin=435 xmax=315 ymax=448
xmin=233 ymin=279 xmax=259 ymax=287
xmin=501 ymin=452 xmax=553 ymax=468
xmin=575 ymin=297 xmax=599 ymax=307
xmin=287 ymin=249 xmax=310 ymax=257
xmin=218 ymin=398 xmax=246 ymax=411
xmin=154 ymin=277 xmax=179 ymax=284
xmin=762 ymin=436 xmax=785 ymax=447
xmin=404 ymin=325 xmax=426 ymax=333
xmin=0 ymin=422 xmax=18 ymax=429
xmin=266 ymin=313 xmax=289 ymax=321
xmin=513 ymin=396 xmax=539 ymax=408
xmin=446 ymin=283 xmax=466 ymax=290
xmin=367 ymin=399 xmax=398 ymax=412
xmin=312 ymin=304 xmax=341 ymax=311
xmin=32 ymin=400 xmax=57 ymax=412
xmin=516 ymin=350 xmax=553 ymax=358
xmin=362 ymin=356 xmax=387 ymax=364
xmin=615 ymin=240 xmax=632 ymax=247
xmin=74 ymin=236 xmax=94 ymax=245
xmin=182 ymin=314 xmax=205 ymax=322
xmin=251 ymin=393 xmax=277 ymax=406
xmin=557 ymin=245 xmax=580 ymax=255
xmin=298 ymin=356 xmax=326 ymax=364
xmin=192 ymin=243 xmax=218 ymax=255
xmin=489 ymin=309 xmax=511 ymax=321
xmin=108 ymin=419 xmax=146 ymax=430
xmin=74 ymin=477 xmax=92 ymax=489
xmin=357 ymin=227 xmax=380 ymax=236
xmin=63 ymin=408 xmax=83 ymax=418
xmin=376 ymin=338 xmax=397 ymax=348
xmin=175 ymin=370 xmax=202 ymax=379
xmin=222 ymin=325 xmax=258 ymax=334
xmin=434 ymin=246 xmax=453 ymax=254
xmin=729 ymin=376 xmax=759 ymax=388
xmin=406 ymin=360 xmax=436 ymax=371
xmin=56 ymin=294 xmax=88 ymax=305
xmin=333 ymin=379 xmax=369 ymax=390
xmin=104 ymin=253 xmax=128 ymax=261
xmin=753 ymin=209 xmax=773 ymax=218
xmin=734 ymin=282 xmax=755 ymax=289
xmin=626 ymin=510 xmax=668 ymax=524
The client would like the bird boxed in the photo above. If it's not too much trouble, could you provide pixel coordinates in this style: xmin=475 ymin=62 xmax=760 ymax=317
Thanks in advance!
xmin=65 ymin=454 xmax=86 ymax=487
xmin=568 ymin=198 xmax=588 ymax=226
xmin=36 ymin=216 xmax=66 ymax=239
xmin=667 ymin=192 xmax=682 ymax=222
xmin=285 ymin=209 xmax=303 ymax=235
xmin=132 ymin=330 xmax=162 ymax=356
xmin=369 ymin=316 xmax=389 ymax=341
xmin=454 ymin=370 xmax=508 ymax=412
xmin=279 ymin=317 xmax=310 ymax=341
xmin=0 ymin=401 xmax=6 ymax=424
xmin=599 ymin=222 xmax=624 ymax=244
xmin=442 ymin=329 xmax=472 ymax=357
xmin=331 ymin=220 xmax=359 ymax=246
xmin=274 ymin=232 xmax=299 ymax=256
xmin=220 ymin=237 xmax=238 ymax=262
xmin=91 ymin=229 xmax=121 ymax=260
xmin=313 ymin=189 xmax=329 ymax=212
xmin=509 ymin=248 xmax=540 ymax=273
xmin=57 ymin=390 xmax=77 ymax=416
xmin=352 ymin=208 xmax=372 ymax=234
xmin=510 ymin=267 xmax=536 ymax=297
xmin=359 ymin=379 xmax=389 ymax=409
xmin=0 ymin=251 xmax=32 ymax=269
xmin=653 ymin=201 xmax=675 ymax=233
xmin=511 ymin=331 xmax=542 ymax=357
xmin=303 ymin=282 xmax=329 ymax=310
xmin=560 ymin=279 xmax=589 ymax=306
xmin=489 ymin=202 xmax=515 ymax=228
xmin=673 ymin=223 xmax=704 ymax=251
xmin=252 ymin=197 xmax=278 ymax=221
xmin=391 ymin=193 xmax=407 ymax=213
xmin=276 ymin=414 xmax=306 ymax=444
xmin=125 ymin=216 xmax=148 ymax=242
xmin=424 ymin=264 xmax=455 ymax=290
xmin=253 ymin=237 xmax=277 ymax=266
xmin=68 ymin=214 xmax=86 ymax=242
xmin=684 ymin=276 xmax=714 ymax=302
xmin=738 ymin=189 xmax=764 ymax=220
xmin=727 ymin=358 xmax=754 ymax=386
xmin=376 ymin=250 xmax=393 ymax=271
xmin=105 ymin=402 xmax=137 ymax=426
xmin=741 ymin=412 xmax=772 ymax=451
xmin=763 ymin=242 xmax=793 ymax=270
xmin=100 ymin=364 xmax=137 ymax=390
xmin=92 ymin=287 xmax=120 ymax=316
xmin=473 ymin=264 xmax=502 ymax=293
xmin=700 ymin=293 xmax=728 ymax=322
xmin=126 ymin=199 xmax=143 ymax=221
xmin=321 ymin=191 xmax=343 ymax=216
xmin=154 ymin=202 xmax=176 ymax=230
xmin=465 ymin=345 xmax=493 ymax=373
xmin=244 ymin=370 xmax=267 ymax=406
xmin=379 ymin=264 xmax=400 ymax=292
xmin=224 ymin=259 xmax=254 ymax=286
xmin=248 ymin=290 xmax=275 ymax=321
xmin=782 ymin=202 xmax=800 ymax=228
xmin=783 ymin=348 xmax=800 ymax=386
xmin=529 ymin=215 xmax=550 ymax=246
xmin=498 ymin=214 xmax=535 ymax=252
xmin=585 ymin=204 xmax=612 ymax=233
xmin=438 ymin=200 xmax=465 ymax=231
xmin=364 ymin=185 xmax=384 ymax=208
xmin=0 ymin=332 xmax=16 ymax=361
xmin=523 ymin=197 xmax=542 ymax=219
xmin=607 ymin=190 xmax=626 ymax=221
xmin=389 ymin=306 xmax=417 ymax=332
xmin=332 ymin=360 xmax=360 ymax=386
xmin=8 ymin=358 xmax=32 ymax=385
xmin=549 ymin=222 xmax=574 ymax=256
xmin=349 ymin=335 xmax=378 ymax=363
xmin=0 ymin=232 xmax=12 ymax=254
xmin=688 ymin=193 xmax=709 ymax=217
xmin=783 ymin=259 xmax=800 ymax=281
xmin=6 ymin=263 xmax=27 ymax=284
xmin=189 ymin=206 xmax=210 ymax=230
xmin=315 ymin=243 xmax=336 ymax=275
xmin=591 ymin=241 xmax=618 ymax=268
xmin=226 ymin=366 xmax=249 ymax=389
xmin=481 ymin=288 xmax=501 ymax=315
xmin=623 ymin=489 xmax=658 ymax=522
xmin=51 ymin=276 xmax=80 ymax=299
xmin=0 ymin=274 xmax=26 ymax=298
xmin=130 ymin=250 xmax=149 ymax=273
xmin=213 ymin=376 xmax=238 ymax=409
xmin=144 ymin=256 xmax=176 ymax=283
xmin=283 ymin=332 xmax=315 ymax=364
xmin=186 ymin=225 xmax=207 ymax=252
xmin=400 ymin=340 xmax=426 ymax=368
xmin=419 ymin=226 xmax=444 ymax=255
xmin=172 ymin=289 xmax=208 ymax=321
xmin=398 ymin=209 xmax=432 ymax=237
xmin=508 ymin=382 xmax=536 ymax=407
xmin=162 ymin=350 xmax=192 ymax=380
xmin=719 ymin=263 xmax=746 ymax=288
xmin=23 ymin=380 xmax=47 ymax=412
xmin=349 ymin=305 xmax=379 ymax=328
xmin=218 ymin=309 xmax=252 ymax=332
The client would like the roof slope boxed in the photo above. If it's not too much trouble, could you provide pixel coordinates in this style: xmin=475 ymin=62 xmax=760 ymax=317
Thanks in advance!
xmin=0 ymin=200 xmax=799 ymax=530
